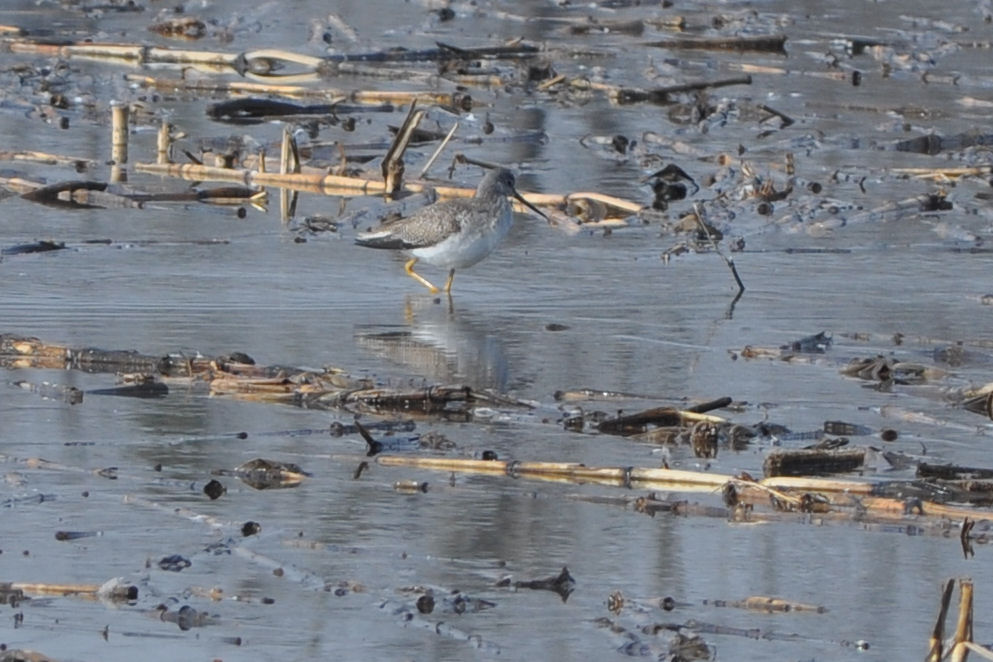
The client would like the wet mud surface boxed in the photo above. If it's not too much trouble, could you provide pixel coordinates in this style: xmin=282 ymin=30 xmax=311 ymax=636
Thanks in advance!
xmin=2 ymin=1 xmax=993 ymax=660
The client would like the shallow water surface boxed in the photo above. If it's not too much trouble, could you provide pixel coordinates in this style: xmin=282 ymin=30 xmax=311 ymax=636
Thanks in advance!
xmin=2 ymin=1 xmax=993 ymax=660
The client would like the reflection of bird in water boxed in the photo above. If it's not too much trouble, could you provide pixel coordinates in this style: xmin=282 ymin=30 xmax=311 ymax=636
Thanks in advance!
xmin=354 ymin=298 xmax=509 ymax=392
xmin=355 ymin=168 xmax=547 ymax=294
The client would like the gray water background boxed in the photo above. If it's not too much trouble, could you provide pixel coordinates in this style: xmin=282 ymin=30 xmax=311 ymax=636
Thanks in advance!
xmin=1 ymin=1 xmax=993 ymax=659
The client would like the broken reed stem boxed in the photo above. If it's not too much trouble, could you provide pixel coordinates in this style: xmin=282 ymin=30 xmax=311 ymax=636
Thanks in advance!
xmin=950 ymin=579 xmax=974 ymax=662
xmin=135 ymin=161 xmax=638 ymax=217
xmin=926 ymin=579 xmax=956 ymax=662
xmin=376 ymin=455 xmax=734 ymax=489
xmin=0 ymin=149 xmax=94 ymax=169
xmin=419 ymin=121 xmax=459 ymax=179
xmin=727 ymin=61 xmax=849 ymax=81
xmin=692 ymin=202 xmax=745 ymax=294
xmin=724 ymin=596 xmax=825 ymax=613
xmin=733 ymin=479 xmax=802 ymax=509
xmin=566 ymin=75 xmax=751 ymax=104
xmin=374 ymin=454 xmax=993 ymax=520
xmin=963 ymin=642 xmax=993 ymax=661
xmin=8 ymin=38 xmax=516 ymax=87
xmin=565 ymin=191 xmax=641 ymax=215
xmin=6 ymin=579 xmax=136 ymax=601
xmin=893 ymin=165 xmax=993 ymax=181
xmin=241 ymin=47 xmax=324 ymax=71
xmin=125 ymin=74 xmax=465 ymax=106
xmin=382 ymin=101 xmax=426 ymax=196
xmin=11 ymin=582 xmax=102 ymax=596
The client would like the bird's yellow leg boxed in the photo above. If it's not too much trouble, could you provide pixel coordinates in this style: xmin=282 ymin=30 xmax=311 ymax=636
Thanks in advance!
xmin=404 ymin=258 xmax=440 ymax=293
xmin=443 ymin=269 xmax=456 ymax=293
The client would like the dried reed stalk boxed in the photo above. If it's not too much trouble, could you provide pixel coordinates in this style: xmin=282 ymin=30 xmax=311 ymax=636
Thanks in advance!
xmin=125 ymin=74 xmax=464 ymax=106
xmin=950 ymin=580 xmax=974 ymax=662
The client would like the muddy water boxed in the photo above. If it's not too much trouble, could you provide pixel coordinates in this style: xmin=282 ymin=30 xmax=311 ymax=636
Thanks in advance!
xmin=1 ymin=1 xmax=993 ymax=660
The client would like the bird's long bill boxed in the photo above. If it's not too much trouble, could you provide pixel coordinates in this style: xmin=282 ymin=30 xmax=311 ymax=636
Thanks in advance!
xmin=512 ymin=189 xmax=549 ymax=222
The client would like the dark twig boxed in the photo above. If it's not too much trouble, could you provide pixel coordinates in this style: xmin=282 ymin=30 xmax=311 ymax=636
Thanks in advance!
xmin=758 ymin=104 xmax=795 ymax=128
xmin=692 ymin=203 xmax=745 ymax=295
xmin=614 ymin=75 xmax=751 ymax=104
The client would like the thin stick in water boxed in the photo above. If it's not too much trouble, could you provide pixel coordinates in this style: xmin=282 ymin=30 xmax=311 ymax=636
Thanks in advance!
xmin=692 ymin=202 xmax=745 ymax=294
xmin=419 ymin=121 xmax=459 ymax=179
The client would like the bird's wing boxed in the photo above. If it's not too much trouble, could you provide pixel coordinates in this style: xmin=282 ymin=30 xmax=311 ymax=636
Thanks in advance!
xmin=355 ymin=200 xmax=468 ymax=250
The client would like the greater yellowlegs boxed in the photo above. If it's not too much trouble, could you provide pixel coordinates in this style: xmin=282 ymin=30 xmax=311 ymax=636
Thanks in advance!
xmin=355 ymin=168 xmax=547 ymax=294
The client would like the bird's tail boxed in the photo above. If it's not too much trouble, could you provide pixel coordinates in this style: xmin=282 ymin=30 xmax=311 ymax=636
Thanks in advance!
xmin=354 ymin=229 xmax=410 ymax=250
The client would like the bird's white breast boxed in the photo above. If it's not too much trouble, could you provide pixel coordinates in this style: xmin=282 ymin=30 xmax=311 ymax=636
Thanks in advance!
xmin=412 ymin=201 xmax=513 ymax=269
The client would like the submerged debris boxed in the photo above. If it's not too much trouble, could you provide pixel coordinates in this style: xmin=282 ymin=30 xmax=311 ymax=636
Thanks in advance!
xmin=781 ymin=331 xmax=832 ymax=354
xmin=505 ymin=567 xmax=576 ymax=602
xmin=355 ymin=419 xmax=423 ymax=456
xmin=157 ymin=554 xmax=192 ymax=572
xmin=0 ymin=334 xmax=503 ymax=417
xmin=3 ymin=7 xmax=993 ymax=659
xmin=595 ymin=615 xmax=712 ymax=660
xmin=157 ymin=604 xmax=214 ymax=631
xmin=216 ymin=458 xmax=311 ymax=490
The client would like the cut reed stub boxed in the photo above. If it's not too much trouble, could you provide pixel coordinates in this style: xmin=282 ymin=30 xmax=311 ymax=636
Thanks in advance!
xmin=110 ymin=102 xmax=129 ymax=166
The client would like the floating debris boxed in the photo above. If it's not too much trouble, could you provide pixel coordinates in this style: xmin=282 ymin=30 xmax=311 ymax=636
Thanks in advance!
xmin=88 ymin=377 xmax=169 ymax=399
xmin=781 ymin=331 xmax=832 ymax=354
xmin=157 ymin=604 xmax=214 ymax=631
xmin=147 ymin=17 xmax=207 ymax=40
xmin=393 ymin=480 xmax=429 ymax=494
xmin=703 ymin=595 xmax=827 ymax=613
xmin=1 ymin=240 xmax=67 ymax=255
xmin=763 ymin=448 xmax=867 ymax=477
xmin=157 ymin=554 xmax=192 ymax=572
xmin=206 ymin=98 xmax=394 ymax=125
xmin=416 ymin=594 xmax=434 ymax=614
xmin=0 ymin=334 xmax=506 ymax=417
xmin=203 ymin=479 xmax=226 ymax=500
xmin=12 ymin=379 xmax=83 ymax=404
xmin=597 ymin=405 xmax=725 ymax=436
xmin=0 ymin=578 xmax=137 ymax=603
xmin=644 ymin=34 xmax=788 ymax=53
xmin=216 ymin=458 xmax=311 ymax=490
xmin=355 ymin=419 xmax=423 ymax=456
xmin=505 ymin=567 xmax=576 ymax=602
xmin=241 ymin=521 xmax=262 ymax=537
